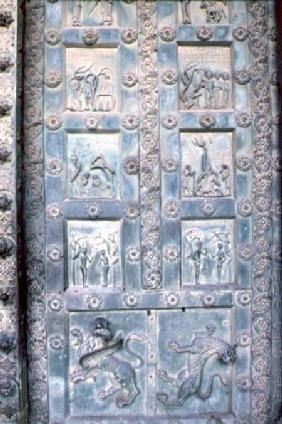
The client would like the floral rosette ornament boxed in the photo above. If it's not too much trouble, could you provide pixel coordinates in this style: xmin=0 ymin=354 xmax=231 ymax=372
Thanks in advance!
xmin=199 ymin=113 xmax=216 ymax=129
xmin=45 ymin=72 xmax=62 ymax=88
xmin=122 ymin=72 xmax=138 ymax=88
xmin=121 ymin=28 xmax=138 ymax=44
xmin=82 ymin=29 xmax=99 ymax=45
xmin=161 ymin=69 xmax=177 ymax=85
xmin=197 ymin=26 xmax=213 ymax=41
xmin=159 ymin=26 xmax=176 ymax=42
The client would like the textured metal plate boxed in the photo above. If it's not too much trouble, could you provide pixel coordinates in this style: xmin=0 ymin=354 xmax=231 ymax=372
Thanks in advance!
xmin=30 ymin=1 xmax=280 ymax=423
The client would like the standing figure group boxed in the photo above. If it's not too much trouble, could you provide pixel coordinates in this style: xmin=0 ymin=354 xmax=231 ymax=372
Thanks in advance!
xmin=184 ymin=229 xmax=232 ymax=285
xmin=182 ymin=136 xmax=231 ymax=197
xmin=70 ymin=232 xmax=118 ymax=288
xmin=67 ymin=65 xmax=115 ymax=112
xmin=181 ymin=63 xmax=230 ymax=110
xmin=72 ymin=0 xmax=113 ymax=26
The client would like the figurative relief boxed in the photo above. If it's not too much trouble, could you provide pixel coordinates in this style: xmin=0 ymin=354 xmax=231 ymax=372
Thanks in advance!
xmin=157 ymin=325 xmax=236 ymax=408
xmin=181 ymin=133 xmax=233 ymax=198
xmin=179 ymin=47 xmax=231 ymax=110
xmin=69 ymin=313 xmax=147 ymax=415
xmin=157 ymin=311 xmax=234 ymax=415
xmin=70 ymin=1 xmax=114 ymax=27
xmin=68 ymin=221 xmax=121 ymax=289
xmin=182 ymin=220 xmax=234 ymax=285
xmin=66 ymin=48 xmax=117 ymax=113
xmin=181 ymin=1 xmax=228 ymax=25
xmin=67 ymin=133 xmax=119 ymax=199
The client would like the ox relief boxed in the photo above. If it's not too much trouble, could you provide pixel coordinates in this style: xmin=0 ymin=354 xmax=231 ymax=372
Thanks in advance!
xmin=68 ymin=221 xmax=121 ymax=289
xmin=67 ymin=133 xmax=119 ymax=200
xmin=179 ymin=46 xmax=231 ymax=111
xmin=69 ymin=315 xmax=147 ymax=414
xmin=66 ymin=48 xmax=117 ymax=113
xmin=182 ymin=220 xmax=234 ymax=285
xmin=157 ymin=324 xmax=236 ymax=409
xmin=182 ymin=1 xmax=228 ymax=25
xmin=181 ymin=133 xmax=233 ymax=198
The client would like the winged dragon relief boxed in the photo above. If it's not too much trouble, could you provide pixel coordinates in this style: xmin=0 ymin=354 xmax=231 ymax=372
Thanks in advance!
xmin=71 ymin=317 xmax=146 ymax=408
xmin=157 ymin=325 xmax=236 ymax=407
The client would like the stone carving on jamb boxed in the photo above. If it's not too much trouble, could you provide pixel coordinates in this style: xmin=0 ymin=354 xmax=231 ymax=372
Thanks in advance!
xmin=70 ymin=317 xmax=146 ymax=408
xmin=157 ymin=325 xmax=236 ymax=407
xmin=182 ymin=1 xmax=228 ymax=25
xmin=181 ymin=133 xmax=233 ymax=198
xmin=68 ymin=221 xmax=121 ymax=289
xmin=182 ymin=220 xmax=233 ymax=285
xmin=68 ymin=133 xmax=119 ymax=199
xmin=0 ymin=330 xmax=18 ymax=420
xmin=71 ymin=1 xmax=113 ymax=27
xmin=67 ymin=65 xmax=115 ymax=112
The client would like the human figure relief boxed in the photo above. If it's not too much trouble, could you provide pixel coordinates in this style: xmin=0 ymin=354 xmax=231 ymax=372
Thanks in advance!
xmin=210 ymin=231 xmax=232 ymax=283
xmin=72 ymin=1 xmax=113 ymax=26
xmin=182 ymin=136 xmax=232 ymax=198
xmin=157 ymin=325 xmax=236 ymax=407
xmin=182 ymin=1 xmax=192 ymax=24
xmin=67 ymin=65 xmax=115 ymax=113
xmin=71 ymin=235 xmax=93 ymax=287
xmin=70 ymin=230 xmax=119 ymax=288
xmin=181 ymin=65 xmax=230 ymax=110
xmin=184 ymin=230 xmax=207 ymax=284
xmin=96 ymin=249 xmax=110 ymax=287
xmin=71 ymin=318 xmax=146 ymax=408
xmin=182 ymin=164 xmax=196 ymax=196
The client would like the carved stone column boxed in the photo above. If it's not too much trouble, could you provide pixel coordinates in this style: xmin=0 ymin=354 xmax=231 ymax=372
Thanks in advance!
xmin=0 ymin=0 xmax=24 ymax=422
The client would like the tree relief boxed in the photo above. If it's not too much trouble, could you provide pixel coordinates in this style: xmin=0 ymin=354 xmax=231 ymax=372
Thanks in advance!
xmin=66 ymin=48 xmax=117 ymax=113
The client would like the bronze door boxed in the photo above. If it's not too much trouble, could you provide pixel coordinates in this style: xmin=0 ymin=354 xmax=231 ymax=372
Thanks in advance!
xmin=22 ymin=1 xmax=280 ymax=423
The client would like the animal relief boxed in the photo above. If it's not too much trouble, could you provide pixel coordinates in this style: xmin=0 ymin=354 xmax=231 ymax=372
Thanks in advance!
xmin=157 ymin=325 xmax=236 ymax=407
xmin=71 ymin=318 xmax=146 ymax=408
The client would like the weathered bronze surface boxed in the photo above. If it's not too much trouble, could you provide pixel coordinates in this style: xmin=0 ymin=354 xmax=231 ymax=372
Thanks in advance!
xmin=0 ymin=0 xmax=280 ymax=423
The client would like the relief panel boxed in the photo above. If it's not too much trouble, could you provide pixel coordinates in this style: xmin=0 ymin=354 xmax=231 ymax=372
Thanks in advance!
xmin=180 ymin=0 xmax=229 ymax=25
xmin=157 ymin=309 xmax=234 ymax=415
xmin=179 ymin=46 xmax=232 ymax=111
xmin=67 ymin=220 xmax=122 ymax=290
xmin=66 ymin=0 xmax=117 ymax=27
xmin=181 ymin=132 xmax=233 ymax=198
xmin=66 ymin=48 xmax=118 ymax=113
xmin=68 ymin=311 xmax=147 ymax=417
xmin=67 ymin=132 xmax=119 ymax=200
xmin=181 ymin=219 xmax=234 ymax=286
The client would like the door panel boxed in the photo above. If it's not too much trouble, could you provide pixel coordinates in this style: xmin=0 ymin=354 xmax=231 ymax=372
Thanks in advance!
xmin=37 ymin=1 xmax=271 ymax=423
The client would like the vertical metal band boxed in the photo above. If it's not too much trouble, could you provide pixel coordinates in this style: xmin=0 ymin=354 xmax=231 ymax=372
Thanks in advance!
xmin=248 ymin=2 xmax=273 ymax=422
xmin=270 ymin=1 xmax=282 ymax=421
xmin=23 ymin=1 xmax=47 ymax=423
xmin=138 ymin=0 xmax=162 ymax=290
